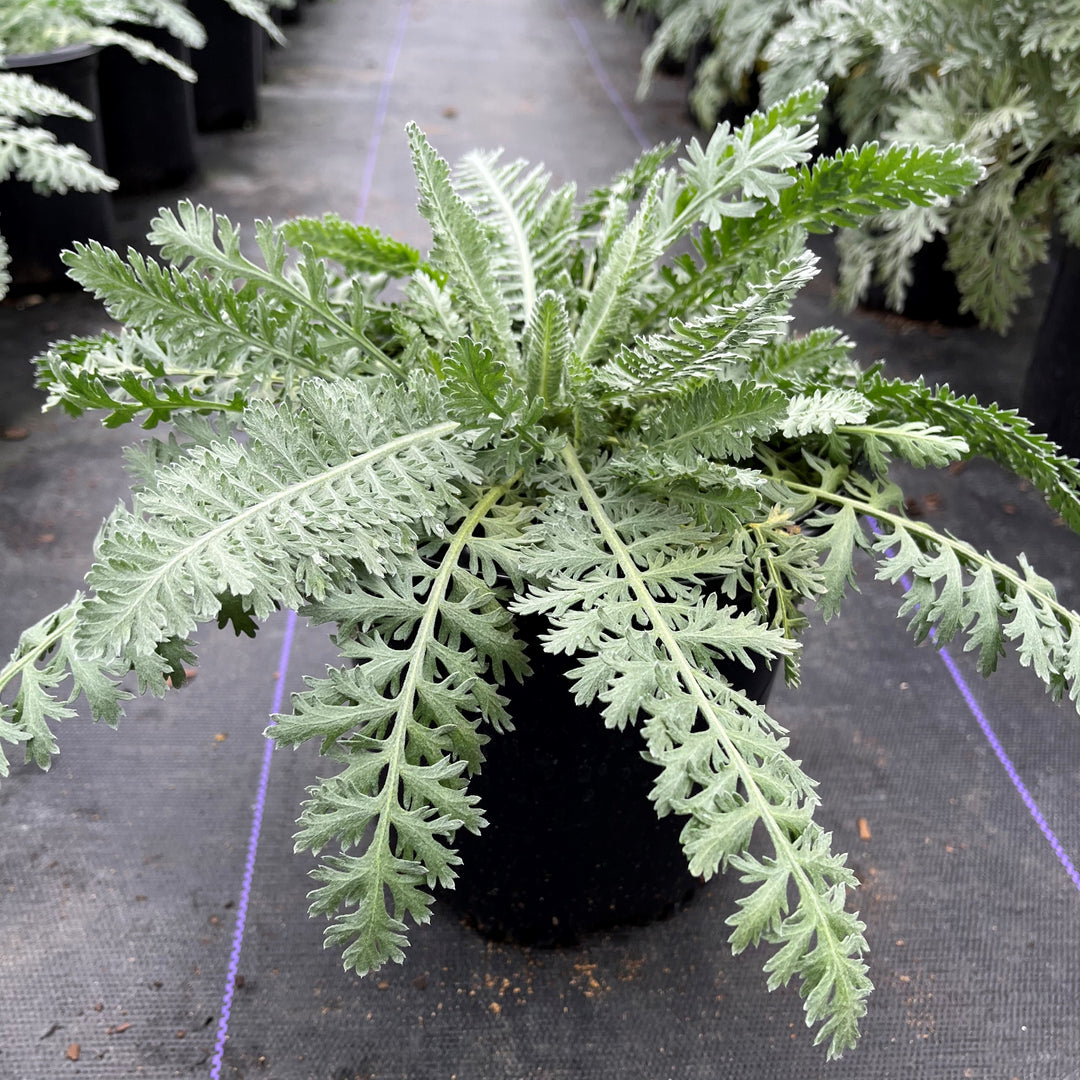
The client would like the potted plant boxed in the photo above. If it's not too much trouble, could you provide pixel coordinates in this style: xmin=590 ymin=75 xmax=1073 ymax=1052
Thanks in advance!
xmin=0 ymin=0 xmax=204 ymax=80
xmin=607 ymin=0 xmax=806 ymax=129
xmin=93 ymin=2 xmax=209 ymax=195
xmin=4 ymin=86 xmax=1080 ymax=1059
xmin=759 ymin=0 xmax=1080 ymax=335
xmin=0 ymin=64 xmax=116 ymax=296
xmin=0 ymin=50 xmax=117 ymax=293
xmin=0 ymin=0 xmax=205 ymax=290
xmin=187 ymin=0 xmax=288 ymax=131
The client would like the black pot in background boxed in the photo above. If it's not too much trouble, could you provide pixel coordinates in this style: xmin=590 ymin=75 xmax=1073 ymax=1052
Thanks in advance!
xmin=685 ymin=42 xmax=759 ymax=131
xmin=861 ymin=235 xmax=977 ymax=327
xmin=97 ymin=26 xmax=198 ymax=195
xmin=1021 ymin=242 xmax=1080 ymax=459
xmin=0 ymin=44 xmax=116 ymax=293
xmin=641 ymin=12 xmax=686 ymax=77
xmin=188 ymin=0 xmax=263 ymax=131
xmin=445 ymin=608 xmax=779 ymax=947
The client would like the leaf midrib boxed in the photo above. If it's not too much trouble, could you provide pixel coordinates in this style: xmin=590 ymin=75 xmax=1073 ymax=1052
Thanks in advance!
xmin=91 ymin=421 xmax=459 ymax=653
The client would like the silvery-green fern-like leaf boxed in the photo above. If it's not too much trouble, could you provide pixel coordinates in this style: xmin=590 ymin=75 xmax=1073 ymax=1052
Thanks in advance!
xmin=750 ymin=328 xmax=855 ymax=381
xmin=0 ymin=72 xmax=93 ymax=122
xmin=77 ymin=376 xmax=475 ymax=662
xmin=522 ymin=290 xmax=571 ymax=404
xmin=578 ymin=137 xmax=679 ymax=231
xmin=513 ymin=449 xmax=870 ymax=1060
xmin=142 ymin=202 xmax=401 ymax=375
xmin=0 ymin=115 xmax=116 ymax=195
xmin=0 ymin=596 xmax=131 ymax=783
xmin=271 ymin=484 xmax=529 ymax=973
xmin=574 ymin=176 xmax=664 ymax=368
xmin=62 ymin=240 xmax=364 ymax=383
xmin=640 ymin=381 xmax=789 ymax=463
xmin=600 ymin=251 xmax=817 ymax=398
xmin=455 ymin=150 xmax=578 ymax=318
xmin=856 ymin=373 xmax=1080 ymax=533
xmin=659 ymin=83 xmax=825 ymax=240
xmin=649 ymin=141 xmax=980 ymax=327
xmin=456 ymin=149 xmax=551 ymax=322
xmin=439 ymin=337 xmax=550 ymax=471
xmin=407 ymin=124 xmax=516 ymax=366
xmin=280 ymin=214 xmax=422 ymax=278
xmin=36 ymin=328 xmax=272 ymax=427
xmin=782 ymin=388 xmax=871 ymax=438
xmin=763 ymin=452 xmax=1080 ymax=707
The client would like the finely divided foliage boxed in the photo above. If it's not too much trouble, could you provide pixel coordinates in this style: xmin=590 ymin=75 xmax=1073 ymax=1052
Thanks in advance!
xmin=4 ymin=85 xmax=1080 ymax=1057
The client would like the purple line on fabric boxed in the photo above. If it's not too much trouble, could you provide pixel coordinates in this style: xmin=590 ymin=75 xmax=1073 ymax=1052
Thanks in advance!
xmin=557 ymin=0 xmax=651 ymax=151
xmin=209 ymin=608 xmax=298 ymax=1078
xmin=929 ymin=629 xmax=1080 ymax=892
xmin=869 ymin=510 xmax=1080 ymax=893
xmin=355 ymin=0 xmax=411 ymax=224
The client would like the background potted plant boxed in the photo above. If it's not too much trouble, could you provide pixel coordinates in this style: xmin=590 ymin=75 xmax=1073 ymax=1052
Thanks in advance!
xmin=607 ymin=0 xmax=805 ymax=129
xmin=4 ymin=85 xmax=1080 ymax=1060
xmin=759 ymin=0 xmax=1080 ymax=333
xmin=0 ymin=0 xmax=200 ymax=290
xmin=617 ymin=1 xmax=1080 ymax=326
xmin=0 ymin=63 xmax=115 ymax=297
xmin=0 ymin=0 xmax=289 ymax=290
xmin=187 ymin=0 xmax=289 ymax=131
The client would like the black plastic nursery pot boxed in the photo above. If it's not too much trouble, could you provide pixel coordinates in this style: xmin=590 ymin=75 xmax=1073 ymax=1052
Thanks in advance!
xmin=1021 ymin=241 xmax=1080 ymax=460
xmin=0 ymin=44 xmax=116 ymax=293
xmin=96 ymin=26 xmax=199 ymax=195
xmin=188 ymin=0 xmax=264 ymax=132
xmin=446 ymin=609 xmax=779 ymax=947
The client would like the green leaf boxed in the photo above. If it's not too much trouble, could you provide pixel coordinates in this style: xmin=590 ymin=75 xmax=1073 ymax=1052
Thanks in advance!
xmin=601 ymin=252 xmax=818 ymax=400
xmin=456 ymin=149 xmax=549 ymax=322
xmin=440 ymin=337 xmax=548 ymax=469
xmin=272 ymin=483 xmax=528 ymax=974
xmin=0 ymin=597 xmax=130 ymax=782
xmin=142 ymin=202 xmax=401 ymax=376
xmin=661 ymin=84 xmax=826 ymax=241
xmin=858 ymin=373 xmax=1080 ymax=534
xmin=643 ymin=382 xmax=791 ymax=463
xmin=514 ymin=448 xmax=869 ymax=1055
xmin=407 ymin=124 xmax=516 ymax=365
xmin=783 ymin=389 xmax=871 ymax=438
xmin=78 ymin=377 xmax=471 ymax=662
xmin=574 ymin=177 xmax=663 ymax=368
xmin=280 ymin=214 xmax=422 ymax=277
xmin=522 ymin=290 xmax=571 ymax=403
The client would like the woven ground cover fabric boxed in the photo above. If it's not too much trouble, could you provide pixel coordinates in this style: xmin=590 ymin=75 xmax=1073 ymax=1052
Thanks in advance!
xmin=1 ymin=1 xmax=1077 ymax=1077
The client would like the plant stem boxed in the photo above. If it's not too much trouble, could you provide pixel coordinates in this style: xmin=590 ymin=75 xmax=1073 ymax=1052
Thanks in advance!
xmin=781 ymin=476 xmax=1079 ymax=627
xmin=559 ymin=442 xmax=854 ymax=969
xmin=362 ymin=473 xmax=523 ymax=918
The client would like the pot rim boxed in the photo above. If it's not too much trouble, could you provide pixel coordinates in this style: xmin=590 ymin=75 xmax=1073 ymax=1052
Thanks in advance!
xmin=3 ymin=42 xmax=100 ymax=69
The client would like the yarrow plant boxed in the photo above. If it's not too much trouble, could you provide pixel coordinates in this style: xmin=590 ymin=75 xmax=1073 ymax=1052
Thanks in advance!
xmin=0 ymin=68 xmax=116 ymax=295
xmin=760 ymin=0 xmax=1080 ymax=333
xmin=606 ymin=0 xmax=804 ymax=129
xmin=4 ymin=85 xmax=1080 ymax=1057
